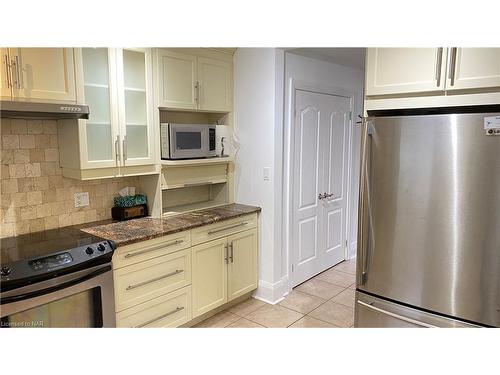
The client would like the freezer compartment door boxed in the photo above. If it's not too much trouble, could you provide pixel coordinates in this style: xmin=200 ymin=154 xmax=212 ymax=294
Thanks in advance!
xmin=357 ymin=112 xmax=500 ymax=327
xmin=354 ymin=291 xmax=479 ymax=328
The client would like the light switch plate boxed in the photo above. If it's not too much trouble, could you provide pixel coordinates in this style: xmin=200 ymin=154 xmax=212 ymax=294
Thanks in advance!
xmin=263 ymin=167 xmax=271 ymax=181
xmin=74 ymin=192 xmax=89 ymax=208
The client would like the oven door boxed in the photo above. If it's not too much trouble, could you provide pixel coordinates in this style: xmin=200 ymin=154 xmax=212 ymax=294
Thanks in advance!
xmin=169 ymin=124 xmax=209 ymax=159
xmin=0 ymin=264 xmax=115 ymax=328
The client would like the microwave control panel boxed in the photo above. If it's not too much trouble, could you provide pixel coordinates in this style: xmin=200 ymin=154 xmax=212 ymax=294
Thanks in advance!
xmin=209 ymin=128 xmax=216 ymax=150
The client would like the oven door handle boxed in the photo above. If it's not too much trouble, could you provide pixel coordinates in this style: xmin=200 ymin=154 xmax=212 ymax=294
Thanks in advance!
xmin=1 ymin=265 xmax=112 ymax=304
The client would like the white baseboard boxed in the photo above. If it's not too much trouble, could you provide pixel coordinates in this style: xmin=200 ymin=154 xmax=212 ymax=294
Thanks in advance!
xmin=252 ymin=276 xmax=289 ymax=305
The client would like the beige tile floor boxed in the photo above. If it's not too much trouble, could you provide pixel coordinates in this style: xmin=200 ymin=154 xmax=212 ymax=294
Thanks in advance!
xmin=194 ymin=259 xmax=356 ymax=328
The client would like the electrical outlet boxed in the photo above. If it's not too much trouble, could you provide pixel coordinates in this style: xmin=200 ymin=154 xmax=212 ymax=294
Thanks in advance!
xmin=74 ymin=192 xmax=89 ymax=208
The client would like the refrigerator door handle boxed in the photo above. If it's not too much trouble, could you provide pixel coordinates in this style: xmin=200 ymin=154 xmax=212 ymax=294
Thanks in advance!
xmin=357 ymin=300 xmax=437 ymax=328
xmin=358 ymin=119 xmax=374 ymax=286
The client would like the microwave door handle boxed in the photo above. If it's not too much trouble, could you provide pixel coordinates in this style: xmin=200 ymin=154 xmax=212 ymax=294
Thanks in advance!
xmin=169 ymin=125 xmax=176 ymax=158
xmin=203 ymin=127 xmax=209 ymax=155
xmin=1 ymin=265 xmax=111 ymax=304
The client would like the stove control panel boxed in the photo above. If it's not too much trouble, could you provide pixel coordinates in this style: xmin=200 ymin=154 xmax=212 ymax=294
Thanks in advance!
xmin=0 ymin=240 xmax=116 ymax=291
xmin=29 ymin=252 xmax=73 ymax=271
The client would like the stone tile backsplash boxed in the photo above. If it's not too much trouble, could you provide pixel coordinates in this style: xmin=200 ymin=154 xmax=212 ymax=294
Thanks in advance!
xmin=0 ymin=118 xmax=139 ymax=238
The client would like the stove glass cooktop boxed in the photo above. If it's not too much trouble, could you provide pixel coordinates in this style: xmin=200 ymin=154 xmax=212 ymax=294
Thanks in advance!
xmin=0 ymin=226 xmax=107 ymax=265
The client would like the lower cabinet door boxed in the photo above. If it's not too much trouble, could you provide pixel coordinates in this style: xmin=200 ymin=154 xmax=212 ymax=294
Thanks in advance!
xmin=191 ymin=237 xmax=228 ymax=317
xmin=116 ymin=286 xmax=192 ymax=328
xmin=227 ymin=229 xmax=258 ymax=301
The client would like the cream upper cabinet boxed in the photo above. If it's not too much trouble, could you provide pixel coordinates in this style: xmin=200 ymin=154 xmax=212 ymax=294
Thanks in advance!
xmin=79 ymin=47 xmax=155 ymax=168
xmin=157 ymin=49 xmax=197 ymax=110
xmin=227 ymin=229 xmax=258 ymax=301
xmin=191 ymin=237 xmax=228 ymax=317
xmin=78 ymin=48 xmax=119 ymax=169
xmin=197 ymin=57 xmax=232 ymax=111
xmin=59 ymin=48 xmax=157 ymax=179
xmin=365 ymin=48 xmax=447 ymax=96
xmin=157 ymin=49 xmax=233 ymax=112
xmin=9 ymin=48 xmax=76 ymax=102
xmin=117 ymin=48 xmax=155 ymax=166
xmin=1 ymin=48 xmax=11 ymax=99
xmin=446 ymin=48 xmax=500 ymax=91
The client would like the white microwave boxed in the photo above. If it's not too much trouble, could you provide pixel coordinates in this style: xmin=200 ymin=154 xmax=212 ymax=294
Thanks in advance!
xmin=160 ymin=123 xmax=217 ymax=159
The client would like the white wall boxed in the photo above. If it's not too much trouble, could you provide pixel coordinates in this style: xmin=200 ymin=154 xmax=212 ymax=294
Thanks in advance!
xmin=234 ymin=49 xmax=364 ymax=303
xmin=233 ymin=48 xmax=282 ymax=302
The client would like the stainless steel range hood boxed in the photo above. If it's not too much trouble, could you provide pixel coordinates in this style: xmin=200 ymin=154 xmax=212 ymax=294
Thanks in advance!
xmin=0 ymin=101 xmax=90 ymax=120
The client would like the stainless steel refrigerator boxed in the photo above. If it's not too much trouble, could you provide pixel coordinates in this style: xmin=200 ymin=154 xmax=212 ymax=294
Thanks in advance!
xmin=354 ymin=110 xmax=500 ymax=328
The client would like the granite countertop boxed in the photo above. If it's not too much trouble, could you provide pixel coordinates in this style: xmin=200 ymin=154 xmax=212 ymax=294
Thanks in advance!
xmin=80 ymin=203 xmax=261 ymax=247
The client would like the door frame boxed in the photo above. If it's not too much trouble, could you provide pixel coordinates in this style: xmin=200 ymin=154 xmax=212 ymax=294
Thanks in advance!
xmin=283 ymin=78 xmax=356 ymax=290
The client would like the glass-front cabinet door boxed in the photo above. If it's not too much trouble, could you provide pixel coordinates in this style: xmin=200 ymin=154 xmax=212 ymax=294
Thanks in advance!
xmin=116 ymin=48 xmax=155 ymax=166
xmin=80 ymin=48 xmax=119 ymax=168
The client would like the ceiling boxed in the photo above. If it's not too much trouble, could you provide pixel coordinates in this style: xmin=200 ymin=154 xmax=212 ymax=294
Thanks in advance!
xmin=286 ymin=48 xmax=366 ymax=70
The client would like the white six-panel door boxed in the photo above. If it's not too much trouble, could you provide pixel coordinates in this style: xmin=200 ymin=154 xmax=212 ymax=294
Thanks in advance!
xmin=291 ymin=89 xmax=351 ymax=287
xmin=322 ymin=95 xmax=351 ymax=269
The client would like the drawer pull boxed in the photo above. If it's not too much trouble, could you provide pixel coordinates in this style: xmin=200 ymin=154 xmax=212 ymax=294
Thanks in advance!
xmin=124 ymin=239 xmax=184 ymax=259
xmin=126 ymin=269 xmax=184 ymax=291
xmin=207 ymin=222 xmax=248 ymax=235
xmin=135 ymin=306 xmax=185 ymax=328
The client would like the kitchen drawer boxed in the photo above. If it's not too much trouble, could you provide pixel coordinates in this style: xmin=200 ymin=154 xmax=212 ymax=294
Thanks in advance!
xmin=191 ymin=213 xmax=257 ymax=245
xmin=114 ymin=248 xmax=191 ymax=312
xmin=116 ymin=286 xmax=192 ymax=328
xmin=161 ymin=164 xmax=228 ymax=190
xmin=113 ymin=231 xmax=191 ymax=269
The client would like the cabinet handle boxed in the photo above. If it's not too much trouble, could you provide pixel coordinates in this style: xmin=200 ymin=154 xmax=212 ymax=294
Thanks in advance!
xmin=11 ymin=56 xmax=20 ymax=89
xmin=124 ymin=239 xmax=184 ymax=258
xmin=15 ymin=55 xmax=21 ymax=89
xmin=448 ymin=47 xmax=457 ymax=86
xmin=435 ymin=47 xmax=443 ymax=87
xmin=3 ymin=54 xmax=11 ymax=88
xmin=224 ymin=243 xmax=229 ymax=264
xmin=115 ymin=135 xmax=120 ymax=165
xmin=135 ymin=306 xmax=184 ymax=328
xmin=229 ymin=242 xmax=234 ymax=263
xmin=207 ymin=222 xmax=248 ymax=235
xmin=122 ymin=135 xmax=127 ymax=162
xmin=126 ymin=269 xmax=184 ymax=291
xmin=197 ymin=80 xmax=201 ymax=104
xmin=194 ymin=80 xmax=199 ymax=102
